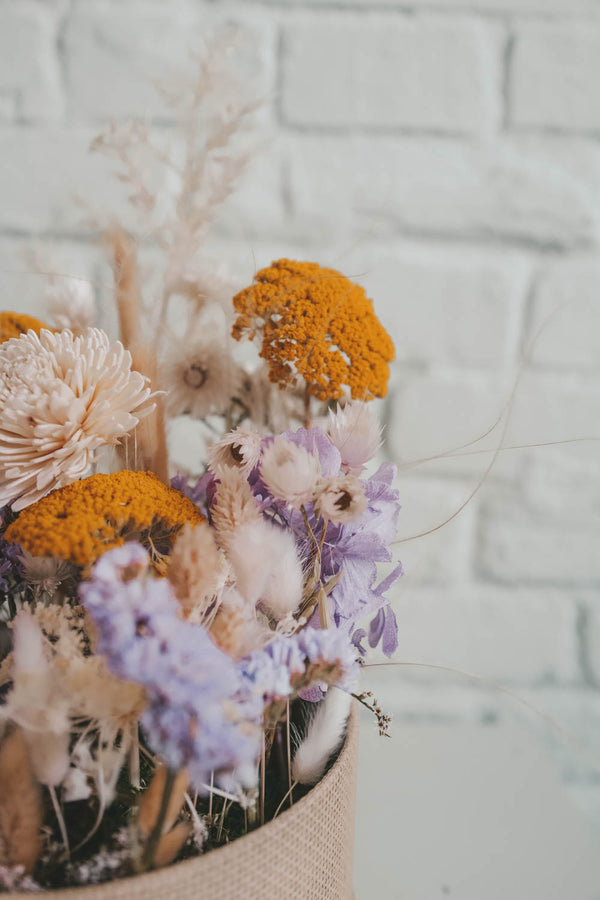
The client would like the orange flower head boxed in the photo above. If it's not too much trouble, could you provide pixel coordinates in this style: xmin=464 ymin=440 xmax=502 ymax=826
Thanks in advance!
xmin=0 ymin=312 xmax=51 ymax=343
xmin=5 ymin=470 xmax=204 ymax=571
xmin=232 ymin=260 xmax=394 ymax=402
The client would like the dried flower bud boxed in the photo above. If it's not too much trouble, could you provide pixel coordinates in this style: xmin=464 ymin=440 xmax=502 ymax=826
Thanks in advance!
xmin=314 ymin=475 xmax=368 ymax=524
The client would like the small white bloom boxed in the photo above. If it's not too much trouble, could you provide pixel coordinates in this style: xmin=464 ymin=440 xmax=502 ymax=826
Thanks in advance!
xmin=260 ymin=437 xmax=320 ymax=508
xmin=208 ymin=427 xmax=263 ymax=477
xmin=46 ymin=279 xmax=97 ymax=332
xmin=327 ymin=401 xmax=382 ymax=475
xmin=0 ymin=328 xmax=154 ymax=510
xmin=314 ymin=475 xmax=368 ymax=524
xmin=62 ymin=765 xmax=92 ymax=803
xmin=161 ymin=332 xmax=239 ymax=419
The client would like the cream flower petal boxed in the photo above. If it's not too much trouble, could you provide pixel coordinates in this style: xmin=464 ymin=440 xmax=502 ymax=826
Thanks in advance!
xmin=0 ymin=328 xmax=155 ymax=510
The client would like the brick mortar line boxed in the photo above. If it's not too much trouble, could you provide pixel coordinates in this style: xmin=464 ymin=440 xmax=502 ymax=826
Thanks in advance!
xmin=0 ymin=225 xmax=588 ymax=256
xmin=239 ymin=1 xmax=600 ymax=22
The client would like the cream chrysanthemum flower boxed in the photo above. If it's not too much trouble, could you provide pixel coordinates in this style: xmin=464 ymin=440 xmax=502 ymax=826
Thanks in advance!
xmin=161 ymin=333 xmax=239 ymax=419
xmin=0 ymin=328 xmax=154 ymax=511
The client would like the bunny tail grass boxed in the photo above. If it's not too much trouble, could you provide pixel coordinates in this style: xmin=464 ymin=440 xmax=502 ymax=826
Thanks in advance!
xmin=291 ymin=688 xmax=351 ymax=786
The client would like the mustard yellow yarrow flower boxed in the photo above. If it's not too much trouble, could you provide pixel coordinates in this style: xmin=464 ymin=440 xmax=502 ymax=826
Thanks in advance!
xmin=232 ymin=259 xmax=394 ymax=402
xmin=0 ymin=311 xmax=51 ymax=343
xmin=5 ymin=470 xmax=204 ymax=571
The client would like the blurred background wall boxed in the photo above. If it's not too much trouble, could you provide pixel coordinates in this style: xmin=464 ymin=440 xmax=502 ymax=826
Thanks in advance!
xmin=2 ymin=0 xmax=600 ymax=830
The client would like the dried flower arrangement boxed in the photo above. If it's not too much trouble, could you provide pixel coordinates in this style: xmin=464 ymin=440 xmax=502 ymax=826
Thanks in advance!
xmin=0 ymin=39 xmax=401 ymax=895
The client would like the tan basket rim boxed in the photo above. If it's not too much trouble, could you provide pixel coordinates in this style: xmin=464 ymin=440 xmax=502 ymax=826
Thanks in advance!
xmin=19 ymin=704 xmax=359 ymax=897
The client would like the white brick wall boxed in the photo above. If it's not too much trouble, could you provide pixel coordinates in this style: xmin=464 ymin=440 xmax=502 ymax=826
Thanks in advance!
xmin=3 ymin=0 xmax=600 ymax=825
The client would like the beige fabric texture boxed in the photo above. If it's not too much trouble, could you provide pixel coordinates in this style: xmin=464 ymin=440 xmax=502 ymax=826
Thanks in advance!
xmin=6 ymin=707 xmax=359 ymax=900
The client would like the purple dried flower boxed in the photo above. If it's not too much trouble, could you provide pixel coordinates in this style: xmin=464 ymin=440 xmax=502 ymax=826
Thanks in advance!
xmin=288 ymin=461 xmax=402 ymax=654
xmin=239 ymin=627 xmax=359 ymax=702
xmin=0 ymin=536 xmax=24 ymax=594
xmin=80 ymin=544 xmax=259 ymax=790
xmin=171 ymin=471 xmax=216 ymax=514
xmin=283 ymin=427 xmax=342 ymax=477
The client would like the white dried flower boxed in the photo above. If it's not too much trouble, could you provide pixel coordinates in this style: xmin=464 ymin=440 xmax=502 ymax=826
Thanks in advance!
xmin=5 ymin=611 xmax=70 ymax=786
xmin=161 ymin=332 xmax=239 ymax=419
xmin=0 ymin=328 xmax=154 ymax=511
xmin=314 ymin=475 xmax=368 ymax=524
xmin=208 ymin=427 xmax=262 ymax=477
xmin=61 ymin=766 xmax=92 ymax=803
xmin=327 ymin=401 xmax=382 ymax=475
xmin=46 ymin=280 xmax=97 ymax=332
xmin=260 ymin=437 xmax=320 ymax=508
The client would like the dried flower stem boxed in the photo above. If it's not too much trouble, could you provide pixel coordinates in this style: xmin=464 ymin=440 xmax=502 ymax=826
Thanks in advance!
xmin=109 ymin=228 xmax=141 ymax=350
xmin=260 ymin=734 xmax=266 ymax=827
xmin=303 ymin=386 xmax=312 ymax=430
xmin=141 ymin=767 xmax=178 ymax=870
xmin=273 ymin=781 xmax=298 ymax=819
xmin=108 ymin=230 xmax=169 ymax=482
xmin=49 ymin=784 xmax=70 ymax=859
xmin=286 ymin=698 xmax=293 ymax=808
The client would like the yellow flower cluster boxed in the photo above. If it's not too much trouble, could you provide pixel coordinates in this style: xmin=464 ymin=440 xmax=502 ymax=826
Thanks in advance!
xmin=0 ymin=311 xmax=51 ymax=343
xmin=5 ymin=470 xmax=204 ymax=570
xmin=232 ymin=259 xmax=394 ymax=402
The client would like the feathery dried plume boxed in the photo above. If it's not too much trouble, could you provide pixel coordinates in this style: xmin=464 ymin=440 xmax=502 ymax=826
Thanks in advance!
xmin=222 ymin=517 xmax=304 ymax=619
xmin=167 ymin=523 xmax=225 ymax=618
xmin=212 ymin=469 xmax=303 ymax=617
xmin=0 ymin=328 xmax=155 ymax=510
xmin=260 ymin=530 xmax=304 ymax=623
xmin=210 ymin=588 xmax=266 ymax=659
xmin=0 ymin=728 xmax=43 ymax=874
xmin=291 ymin=688 xmax=351 ymax=786
xmin=211 ymin=469 xmax=261 ymax=548
xmin=7 ymin=611 xmax=70 ymax=787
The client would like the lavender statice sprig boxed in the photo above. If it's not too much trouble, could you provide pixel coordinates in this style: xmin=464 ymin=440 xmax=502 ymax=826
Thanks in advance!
xmin=80 ymin=543 xmax=259 ymax=792
xmin=239 ymin=626 xmax=360 ymax=711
